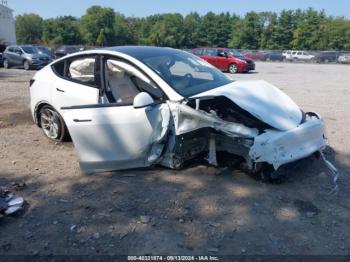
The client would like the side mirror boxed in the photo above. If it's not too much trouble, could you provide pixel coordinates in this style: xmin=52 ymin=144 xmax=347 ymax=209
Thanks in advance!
xmin=218 ymin=52 xmax=227 ymax=58
xmin=15 ymin=50 xmax=23 ymax=55
xmin=133 ymin=92 xmax=154 ymax=109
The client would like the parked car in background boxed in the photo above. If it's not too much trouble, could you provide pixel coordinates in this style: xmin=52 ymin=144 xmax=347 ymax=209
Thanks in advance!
xmin=314 ymin=51 xmax=340 ymax=63
xmin=282 ymin=50 xmax=315 ymax=62
xmin=35 ymin=45 xmax=54 ymax=59
xmin=54 ymin=45 xmax=83 ymax=59
xmin=0 ymin=44 xmax=6 ymax=67
xmin=338 ymin=53 xmax=350 ymax=64
xmin=192 ymin=47 xmax=255 ymax=73
xmin=3 ymin=45 xmax=52 ymax=70
xmin=263 ymin=51 xmax=284 ymax=61
xmin=242 ymin=50 xmax=266 ymax=61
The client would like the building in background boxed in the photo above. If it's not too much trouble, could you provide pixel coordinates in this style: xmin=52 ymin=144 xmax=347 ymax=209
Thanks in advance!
xmin=0 ymin=0 xmax=16 ymax=45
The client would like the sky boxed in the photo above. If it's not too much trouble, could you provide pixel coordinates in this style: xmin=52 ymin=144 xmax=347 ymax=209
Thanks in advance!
xmin=6 ymin=0 xmax=350 ymax=19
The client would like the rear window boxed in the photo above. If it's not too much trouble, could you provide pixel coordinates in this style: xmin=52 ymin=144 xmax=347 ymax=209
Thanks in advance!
xmin=52 ymin=60 xmax=65 ymax=77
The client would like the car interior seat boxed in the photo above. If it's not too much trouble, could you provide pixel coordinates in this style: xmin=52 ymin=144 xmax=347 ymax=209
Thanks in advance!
xmin=106 ymin=60 xmax=140 ymax=104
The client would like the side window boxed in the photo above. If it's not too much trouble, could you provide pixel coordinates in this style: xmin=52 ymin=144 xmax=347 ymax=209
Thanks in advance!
xmin=207 ymin=49 xmax=216 ymax=56
xmin=52 ymin=60 xmax=65 ymax=77
xmin=296 ymin=51 xmax=301 ymax=55
xmin=66 ymin=57 xmax=96 ymax=86
xmin=217 ymin=50 xmax=228 ymax=57
xmin=104 ymin=59 xmax=164 ymax=105
xmin=104 ymin=59 xmax=140 ymax=105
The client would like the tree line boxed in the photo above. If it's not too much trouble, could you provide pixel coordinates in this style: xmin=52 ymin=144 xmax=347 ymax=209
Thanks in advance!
xmin=15 ymin=6 xmax=350 ymax=50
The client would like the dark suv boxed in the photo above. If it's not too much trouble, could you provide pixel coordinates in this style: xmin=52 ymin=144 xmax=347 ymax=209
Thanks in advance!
xmin=54 ymin=45 xmax=82 ymax=59
xmin=3 ymin=45 xmax=52 ymax=70
xmin=0 ymin=44 xmax=6 ymax=67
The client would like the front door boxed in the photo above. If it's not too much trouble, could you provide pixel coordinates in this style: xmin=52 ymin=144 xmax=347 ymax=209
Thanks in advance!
xmin=61 ymin=103 xmax=166 ymax=173
xmin=60 ymin=55 xmax=169 ymax=173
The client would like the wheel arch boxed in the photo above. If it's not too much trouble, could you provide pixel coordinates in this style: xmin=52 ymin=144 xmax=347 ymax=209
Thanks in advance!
xmin=228 ymin=62 xmax=238 ymax=73
xmin=34 ymin=101 xmax=58 ymax=127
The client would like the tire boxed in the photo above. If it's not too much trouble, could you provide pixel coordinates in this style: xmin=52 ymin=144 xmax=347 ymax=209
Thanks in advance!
xmin=39 ymin=105 xmax=69 ymax=142
xmin=23 ymin=60 xmax=30 ymax=70
xmin=3 ymin=59 xmax=9 ymax=69
xmin=228 ymin=63 xmax=238 ymax=74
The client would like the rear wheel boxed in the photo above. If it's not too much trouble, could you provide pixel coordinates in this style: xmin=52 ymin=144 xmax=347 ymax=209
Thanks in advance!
xmin=3 ymin=59 xmax=9 ymax=69
xmin=228 ymin=63 xmax=238 ymax=74
xmin=39 ymin=105 xmax=68 ymax=142
xmin=23 ymin=60 xmax=30 ymax=70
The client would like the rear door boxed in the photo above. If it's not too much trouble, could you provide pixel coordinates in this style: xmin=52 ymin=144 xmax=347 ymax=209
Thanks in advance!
xmin=6 ymin=47 xmax=18 ymax=65
xmin=203 ymin=49 xmax=217 ymax=68
xmin=51 ymin=55 xmax=100 ymax=111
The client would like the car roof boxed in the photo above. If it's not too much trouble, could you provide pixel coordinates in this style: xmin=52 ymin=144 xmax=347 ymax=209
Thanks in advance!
xmin=105 ymin=46 xmax=188 ymax=59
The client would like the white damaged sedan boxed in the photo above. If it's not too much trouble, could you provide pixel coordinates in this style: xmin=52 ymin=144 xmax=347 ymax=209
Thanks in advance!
xmin=29 ymin=46 xmax=337 ymax=180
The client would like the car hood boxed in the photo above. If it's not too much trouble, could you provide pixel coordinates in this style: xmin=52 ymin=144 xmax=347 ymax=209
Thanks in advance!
xmin=241 ymin=57 xmax=254 ymax=63
xmin=191 ymin=80 xmax=302 ymax=131
xmin=234 ymin=56 xmax=253 ymax=63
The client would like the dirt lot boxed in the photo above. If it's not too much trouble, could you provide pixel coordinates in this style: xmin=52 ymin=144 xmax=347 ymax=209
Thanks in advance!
xmin=0 ymin=62 xmax=350 ymax=256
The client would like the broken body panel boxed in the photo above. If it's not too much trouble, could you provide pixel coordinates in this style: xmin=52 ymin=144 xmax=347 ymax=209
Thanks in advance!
xmin=62 ymin=79 xmax=327 ymax=176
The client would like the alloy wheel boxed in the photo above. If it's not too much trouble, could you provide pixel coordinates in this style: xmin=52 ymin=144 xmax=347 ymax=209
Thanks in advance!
xmin=229 ymin=64 xmax=238 ymax=74
xmin=3 ymin=59 xmax=9 ymax=69
xmin=40 ymin=108 xmax=61 ymax=140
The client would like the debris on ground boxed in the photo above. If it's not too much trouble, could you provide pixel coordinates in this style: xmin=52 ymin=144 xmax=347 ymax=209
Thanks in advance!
xmin=293 ymin=199 xmax=321 ymax=216
xmin=11 ymin=182 xmax=26 ymax=191
xmin=0 ymin=187 xmax=24 ymax=218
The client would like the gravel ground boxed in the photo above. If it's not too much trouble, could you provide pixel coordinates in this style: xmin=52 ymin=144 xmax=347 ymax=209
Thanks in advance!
xmin=0 ymin=62 xmax=349 ymax=256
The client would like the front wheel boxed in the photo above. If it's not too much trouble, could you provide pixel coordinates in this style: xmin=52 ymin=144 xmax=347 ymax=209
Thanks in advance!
xmin=23 ymin=60 xmax=30 ymax=70
xmin=228 ymin=63 xmax=238 ymax=74
xmin=39 ymin=105 xmax=69 ymax=142
xmin=3 ymin=59 xmax=9 ymax=69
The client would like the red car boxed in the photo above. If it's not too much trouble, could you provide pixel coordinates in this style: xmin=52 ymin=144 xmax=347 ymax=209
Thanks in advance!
xmin=243 ymin=51 xmax=266 ymax=61
xmin=192 ymin=47 xmax=255 ymax=73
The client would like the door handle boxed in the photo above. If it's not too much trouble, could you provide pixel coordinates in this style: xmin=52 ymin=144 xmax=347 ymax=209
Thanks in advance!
xmin=56 ymin=88 xmax=65 ymax=92
xmin=73 ymin=119 xmax=92 ymax=122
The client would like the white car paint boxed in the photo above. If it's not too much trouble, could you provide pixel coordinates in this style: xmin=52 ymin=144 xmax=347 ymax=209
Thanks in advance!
xmin=30 ymin=47 xmax=335 ymax=178
xmin=194 ymin=80 xmax=302 ymax=131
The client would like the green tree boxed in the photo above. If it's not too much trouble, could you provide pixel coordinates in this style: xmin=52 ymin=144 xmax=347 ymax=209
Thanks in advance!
xmin=15 ymin=13 xmax=43 ymax=44
xmin=258 ymin=12 xmax=278 ymax=49
xmin=80 ymin=6 xmax=115 ymax=46
xmin=114 ymin=13 xmax=138 ymax=45
xmin=291 ymin=8 xmax=327 ymax=50
xmin=148 ymin=13 xmax=185 ymax=47
xmin=96 ymin=29 xmax=106 ymax=46
xmin=183 ymin=12 xmax=201 ymax=48
xmin=229 ymin=12 xmax=261 ymax=49
xmin=270 ymin=10 xmax=296 ymax=49
xmin=42 ymin=16 xmax=82 ymax=45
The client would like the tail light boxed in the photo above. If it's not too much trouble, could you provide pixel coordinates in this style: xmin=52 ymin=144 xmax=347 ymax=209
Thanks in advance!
xmin=29 ymin=79 xmax=35 ymax=87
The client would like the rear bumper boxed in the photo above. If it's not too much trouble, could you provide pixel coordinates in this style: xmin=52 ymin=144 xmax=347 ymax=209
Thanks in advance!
xmin=249 ymin=115 xmax=327 ymax=169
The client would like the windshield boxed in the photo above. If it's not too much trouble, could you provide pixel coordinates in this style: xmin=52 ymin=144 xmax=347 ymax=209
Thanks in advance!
xmin=21 ymin=46 xmax=39 ymax=54
xmin=229 ymin=49 xmax=244 ymax=58
xmin=37 ymin=46 xmax=50 ymax=55
xmin=139 ymin=50 xmax=232 ymax=97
